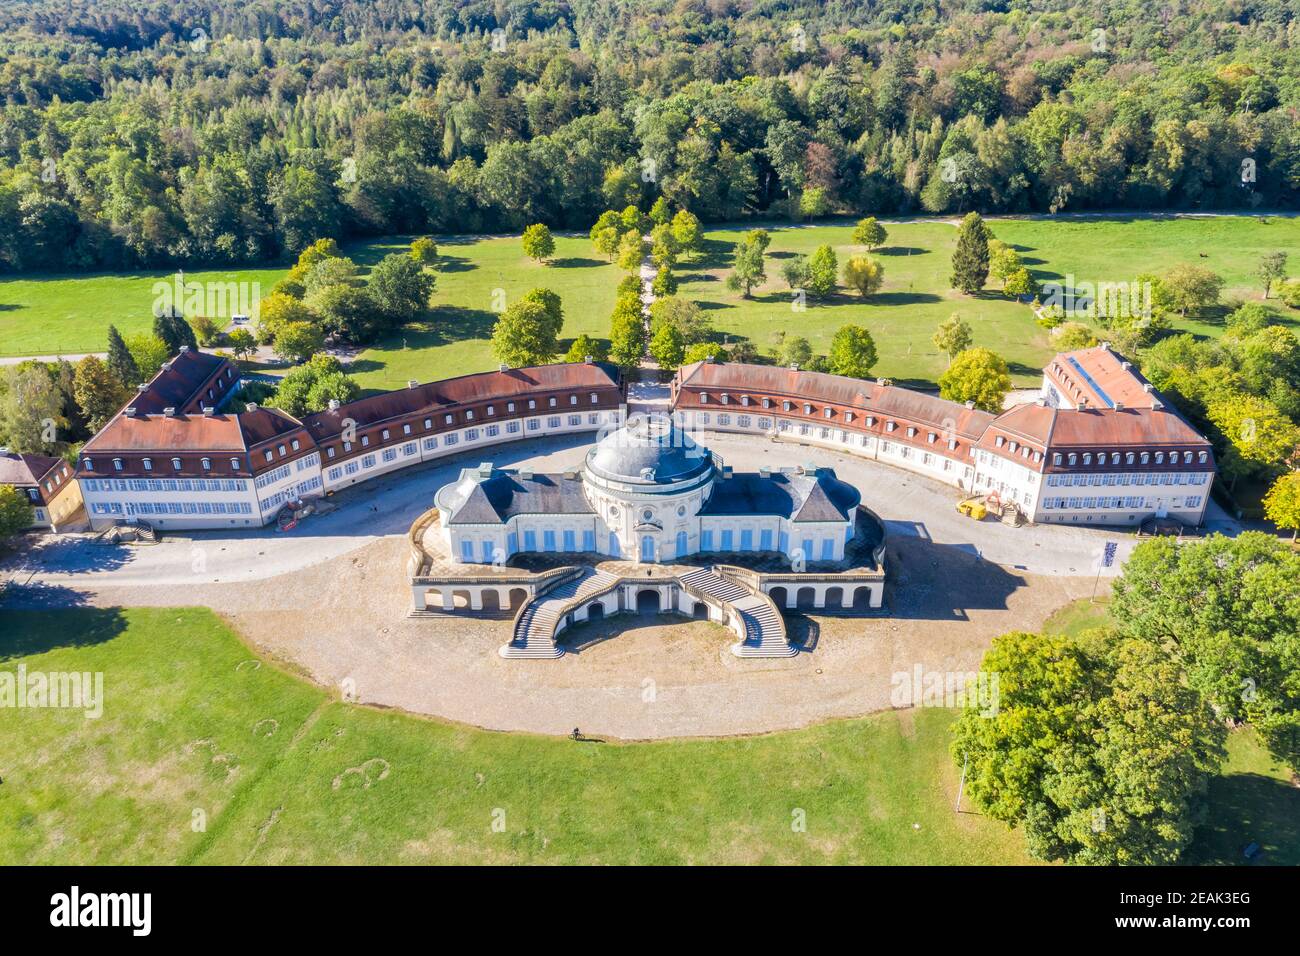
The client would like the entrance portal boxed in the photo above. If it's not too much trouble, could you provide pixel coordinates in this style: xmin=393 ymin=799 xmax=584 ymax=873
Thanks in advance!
xmin=636 ymin=589 xmax=661 ymax=614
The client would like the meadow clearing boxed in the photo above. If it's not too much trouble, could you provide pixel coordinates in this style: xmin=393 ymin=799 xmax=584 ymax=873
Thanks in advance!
xmin=1 ymin=216 xmax=1297 ymax=396
xmin=0 ymin=605 xmax=1293 ymax=865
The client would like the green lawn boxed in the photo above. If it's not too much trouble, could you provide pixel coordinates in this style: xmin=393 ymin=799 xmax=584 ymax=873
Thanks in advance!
xmin=0 ymin=265 xmax=286 ymax=356
xmin=1 ymin=605 xmax=1294 ymax=864
xmin=2 ymin=216 xmax=1297 ymax=394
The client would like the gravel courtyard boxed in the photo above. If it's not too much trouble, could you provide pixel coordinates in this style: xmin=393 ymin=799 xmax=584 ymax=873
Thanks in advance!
xmin=2 ymin=429 xmax=1184 ymax=739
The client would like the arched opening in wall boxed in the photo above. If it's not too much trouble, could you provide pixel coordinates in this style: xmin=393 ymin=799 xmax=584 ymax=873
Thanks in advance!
xmin=852 ymin=586 xmax=874 ymax=610
xmin=692 ymin=601 xmax=708 ymax=620
xmin=768 ymin=585 xmax=788 ymax=609
xmin=796 ymin=586 xmax=816 ymax=610
xmin=451 ymin=589 xmax=472 ymax=610
xmin=425 ymin=588 xmax=444 ymax=610
xmin=480 ymin=589 xmax=501 ymax=614
xmin=636 ymin=589 xmax=661 ymax=614
xmin=507 ymin=587 xmax=529 ymax=609
xmin=586 ymin=602 xmax=605 ymax=622
xmin=825 ymin=586 xmax=844 ymax=609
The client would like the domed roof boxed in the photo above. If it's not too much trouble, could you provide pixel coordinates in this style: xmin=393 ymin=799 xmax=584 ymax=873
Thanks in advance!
xmin=585 ymin=414 xmax=713 ymax=486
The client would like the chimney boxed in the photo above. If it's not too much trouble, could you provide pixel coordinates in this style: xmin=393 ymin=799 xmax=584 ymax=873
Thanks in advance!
xmin=722 ymin=466 xmax=733 ymax=478
xmin=584 ymin=355 xmax=593 ymax=364
xmin=1035 ymin=397 xmax=1046 ymax=406
xmin=1121 ymin=361 xmax=1132 ymax=370
xmin=519 ymin=467 xmax=534 ymax=480
xmin=1143 ymin=383 xmax=1154 ymax=393
xmin=965 ymin=400 xmax=975 ymax=409
xmin=499 ymin=364 xmax=509 ymax=373
xmin=163 ymin=407 xmax=177 ymax=417
xmin=563 ymin=468 xmax=579 ymax=480
xmin=245 ymin=402 xmax=258 ymax=412
xmin=476 ymin=463 xmax=493 ymax=480
xmin=178 ymin=345 xmax=190 ymax=354
xmin=407 ymin=380 xmax=419 ymax=389
xmin=704 ymin=355 xmax=715 ymax=364
xmin=1080 ymin=397 xmax=1089 ymax=409
xmin=136 ymin=383 xmax=148 ymax=392
xmin=759 ymin=465 xmax=772 ymax=478
xmin=202 ymin=406 xmax=215 ymax=417
xmin=328 ymin=399 xmax=340 ymax=411
xmin=125 ymin=406 xmax=138 ymax=417
xmin=1100 ymin=341 xmax=1110 ymax=350
xmin=1114 ymin=402 xmax=1125 ymax=411
xmin=160 ymin=361 xmax=172 ymax=371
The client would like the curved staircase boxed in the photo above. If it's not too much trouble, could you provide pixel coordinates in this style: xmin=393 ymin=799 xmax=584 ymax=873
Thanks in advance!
xmin=678 ymin=568 xmax=794 ymax=658
xmin=500 ymin=568 xmax=620 ymax=659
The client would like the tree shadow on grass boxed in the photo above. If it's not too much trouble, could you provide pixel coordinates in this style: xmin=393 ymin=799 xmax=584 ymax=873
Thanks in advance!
xmin=692 ymin=238 xmax=737 ymax=270
xmin=0 ymin=601 xmax=127 ymax=660
xmin=433 ymin=254 xmax=477 ymax=274
xmin=548 ymin=257 xmax=605 ymax=269
xmin=862 ymin=291 xmax=944 ymax=306
xmin=1187 ymin=772 xmax=1300 ymax=865
xmin=876 ymin=246 xmax=929 ymax=257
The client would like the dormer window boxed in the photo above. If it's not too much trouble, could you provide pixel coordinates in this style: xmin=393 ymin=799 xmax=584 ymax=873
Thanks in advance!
xmin=761 ymin=397 xmax=770 ymax=409
xmin=845 ymin=412 xmax=854 ymax=423
xmin=381 ymin=429 xmax=390 ymax=441
xmin=486 ymin=405 xmax=495 ymax=416
xmin=548 ymin=398 xmax=556 ymax=408
xmin=995 ymin=436 xmax=1005 ymax=447
xmin=527 ymin=400 xmax=536 ymax=410
xmin=445 ymin=414 xmax=453 ymax=425
xmin=1052 ymin=453 xmax=1062 ymax=465
xmin=803 ymin=404 xmax=812 ymax=415
xmin=507 ymin=402 xmax=515 ymax=413
xmin=171 ymin=458 xmax=182 ymax=470
xmin=424 ymin=418 xmax=432 ymax=429
xmin=466 ymin=410 xmax=475 ymax=420
xmin=928 ymin=432 xmax=937 ymax=443
xmin=1111 ymin=452 xmax=1120 ymax=465
xmin=569 ymin=395 xmax=577 ymax=406
xmin=721 ymin=393 xmax=730 ymax=405
xmin=230 ymin=458 xmax=240 ymax=470
xmin=1140 ymin=452 xmax=1149 ymax=464
xmin=1198 ymin=450 xmax=1207 ymax=463
xmin=264 ymin=451 xmax=273 ymax=463
xmin=948 ymin=439 xmax=958 ymax=450
xmin=782 ymin=401 xmax=792 ymax=411
xmin=1155 ymin=451 xmax=1164 ymax=464
xmin=1068 ymin=453 xmax=1077 ymax=466
xmin=83 ymin=458 xmax=92 ymax=470
xmin=278 ymin=444 xmax=286 ymax=456
xmin=142 ymin=458 xmax=153 ymax=471
xmin=824 ymin=408 xmax=834 ymax=419
xmin=906 ymin=426 xmax=916 ymax=438
xmin=701 ymin=392 xmax=709 ymax=403
xmin=402 ymin=425 xmax=410 ymax=436
xmin=1126 ymin=452 xmax=1135 ymax=465
xmin=361 ymin=436 xmax=370 ymax=447
xmin=1082 ymin=453 xmax=1091 ymax=465
xmin=1182 ymin=451 xmax=1191 ymax=463
xmin=865 ymin=416 xmax=875 ymax=426
xmin=741 ymin=395 xmax=750 ymax=406
xmin=292 ymin=438 xmax=301 ymax=449
xmin=201 ymin=457 xmax=211 ymax=470
xmin=590 ymin=393 xmax=598 ymax=404
xmin=886 ymin=422 xmax=896 ymax=432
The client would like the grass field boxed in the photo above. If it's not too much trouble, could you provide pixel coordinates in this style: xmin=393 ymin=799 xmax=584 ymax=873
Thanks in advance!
xmin=2 ymin=216 xmax=1297 ymax=394
xmin=1 ymin=605 xmax=1295 ymax=865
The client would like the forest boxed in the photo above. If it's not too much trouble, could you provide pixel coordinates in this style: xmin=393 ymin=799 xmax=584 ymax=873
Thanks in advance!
xmin=0 ymin=0 xmax=1298 ymax=272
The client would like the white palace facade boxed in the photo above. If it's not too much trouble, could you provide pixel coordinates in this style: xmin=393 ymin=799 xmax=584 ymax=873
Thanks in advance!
xmin=23 ymin=340 xmax=1215 ymax=537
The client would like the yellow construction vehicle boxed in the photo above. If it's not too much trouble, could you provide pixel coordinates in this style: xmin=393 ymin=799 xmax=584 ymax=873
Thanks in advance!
xmin=956 ymin=497 xmax=988 ymax=520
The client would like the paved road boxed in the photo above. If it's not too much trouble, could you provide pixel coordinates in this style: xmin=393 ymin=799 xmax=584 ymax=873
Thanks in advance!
xmin=4 ymin=428 xmax=1238 ymax=594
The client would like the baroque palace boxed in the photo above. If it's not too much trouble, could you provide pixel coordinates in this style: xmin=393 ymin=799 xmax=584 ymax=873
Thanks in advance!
xmin=31 ymin=340 xmax=1213 ymax=537
xmin=2 ymin=341 xmax=1216 ymax=660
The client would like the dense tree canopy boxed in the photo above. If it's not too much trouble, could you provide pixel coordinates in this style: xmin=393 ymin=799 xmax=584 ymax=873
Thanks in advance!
xmin=0 ymin=0 xmax=1296 ymax=274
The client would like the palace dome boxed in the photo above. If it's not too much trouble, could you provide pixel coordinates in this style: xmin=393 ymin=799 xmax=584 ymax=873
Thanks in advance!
xmin=584 ymin=414 xmax=713 ymax=488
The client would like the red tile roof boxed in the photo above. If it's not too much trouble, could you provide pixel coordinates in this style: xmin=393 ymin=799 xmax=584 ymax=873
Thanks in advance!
xmin=0 ymin=451 xmax=63 ymax=486
xmin=1045 ymin=344 xmax=1160 ymax=410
